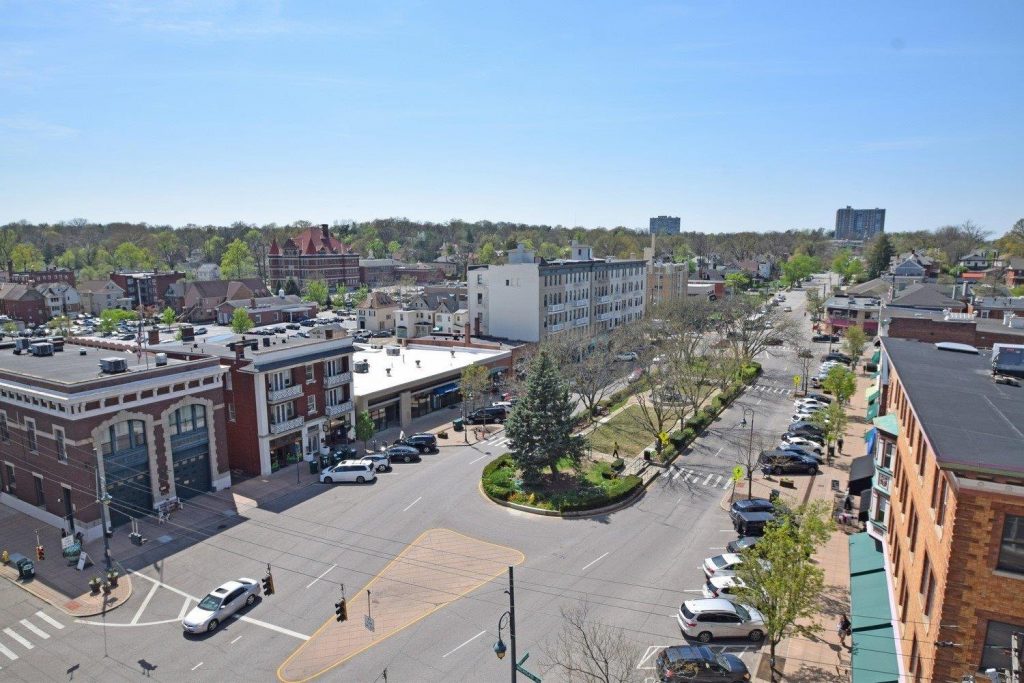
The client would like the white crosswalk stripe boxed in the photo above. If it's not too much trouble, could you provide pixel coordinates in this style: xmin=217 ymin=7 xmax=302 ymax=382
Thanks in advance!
xmin=19 ymin=620 xmax=48 ymax=639
xmin=3 ymin=628 xmax=32 ymax=649
xmin=34 ymin=612 xmax=63 ymax=629
xmin=0 ymin=640 xmax=17 ymax=661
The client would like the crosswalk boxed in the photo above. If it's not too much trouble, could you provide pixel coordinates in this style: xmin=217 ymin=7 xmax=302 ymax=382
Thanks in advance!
xmin=666 ymin=464 xmax=734 ymax=489
xmin=751 ymin=384 xmax=791 ymax=396
xmin=484 ymin=434 xmax=511 ymax=449
xmin=0 ymin=611 xmax=64 ymax=662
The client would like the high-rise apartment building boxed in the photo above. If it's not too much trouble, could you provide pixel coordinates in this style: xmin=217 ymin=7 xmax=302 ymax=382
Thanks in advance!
xmin=835 ymin=206 xmax=885 ymax=240
xmin=649 ymin=216 xmax=681 ymax=235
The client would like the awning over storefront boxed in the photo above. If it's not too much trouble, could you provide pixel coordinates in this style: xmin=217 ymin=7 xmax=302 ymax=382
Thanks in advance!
xmin=864 ymin=427 xmax=877 ymax=449
xmin=850 ymin=455 xmax=875 ymax=495
xmin=866 ymin=402 xmax=879 ymax=421
xmin=848 ymin=533 xmax=900 ymax=683
xmin=432 ymin=382 xmax=459 ymax=395
xmin=870 ymin=349 xmax=881 ymax=365
xmin=865 ymin=384 xmax=879 ymax=404
xmin=872 ymin=414 xmax=899 ymax=438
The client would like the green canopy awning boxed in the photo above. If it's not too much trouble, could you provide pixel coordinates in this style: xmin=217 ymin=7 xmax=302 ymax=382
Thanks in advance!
xmin=849 ymin=533 xmax=900 ymax=683
xmin=866 ymin=402 xmax=878 ymax=421
xmin=870 ymin=349 xmax=881 ymax=364
xmin=865 ymin=386 xmax=879 ymax=404
xmin=873 ymin=414 xmax=899 ymax=437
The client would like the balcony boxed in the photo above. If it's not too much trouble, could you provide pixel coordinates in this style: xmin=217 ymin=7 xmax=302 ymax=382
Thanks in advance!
xmin=597 ymin=295 xmax=611 ymax=304
xmin=267 ymin=384 xmax=302 ymax=403
xmin=326 ymin=400 xmax=353 ymax=418
xmin=575 ymin=317 xmax=589 ymax=326
xmin=269 ymin=416 xmax=304 ymax=435
xmin=574 ymin=299 xmax=589 ymax=308
xmin=324 ymin=371 xmax=352 ymax=389
xmin=599 ymin=312 xmax=613 ymax=321
xmin=550 ymin=323 xmax=564 ymax=332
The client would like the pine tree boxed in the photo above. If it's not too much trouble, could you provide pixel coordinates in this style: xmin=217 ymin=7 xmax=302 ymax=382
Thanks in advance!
xmin=505 ymin=351 xmax=583 ymax=482
xmin=867 ymin=233 xmax=895 ymax=279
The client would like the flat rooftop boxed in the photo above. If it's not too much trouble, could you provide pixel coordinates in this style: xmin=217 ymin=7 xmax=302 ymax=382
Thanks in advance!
xmin=352 ymin=344 xmax=509 ymax=399
xmin=0 ymin=343 xmax=192 ymax=385
xmin=826 ymin=296 xmax=880 ymax=310
xmin=881 ymin=337 xmax=1024 ymax=475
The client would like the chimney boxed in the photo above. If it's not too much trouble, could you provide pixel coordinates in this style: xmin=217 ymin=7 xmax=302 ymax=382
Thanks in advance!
xmin=250 ymin=297 xmax=256 ymax=308
xmin=464 ymin=323 xmax=471 ymax=347
xmin=234 ymin=343 xmax=244 ymax=360
xmin=321 ymin=224 xmax=330 ymax=245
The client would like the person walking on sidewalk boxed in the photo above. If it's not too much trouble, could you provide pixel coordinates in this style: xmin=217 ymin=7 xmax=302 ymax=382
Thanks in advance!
xmin=837 ymin=436 xmax=845 ymax=455
xmin=837 ymin=614 xmax=852 ymax=647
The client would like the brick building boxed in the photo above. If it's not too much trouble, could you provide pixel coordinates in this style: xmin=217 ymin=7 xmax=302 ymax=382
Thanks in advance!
xmin=884 ymin=309 xmax=1024 ymax=348
xmin=108 ymin=270 xmax=185 ymax=309
xmin=268 ymin=225 xmax=360 ymax=291
xmin=0 ymin=341 xmax=229 ymax=541
xmin=3 ymin=266 xmax=76 ymax=286
xmin=214 ymin=294 xmax=317 ymax=327
xmin=0 ymin=283 xmax=50 ymax=325
xmin=180 ymin=278 xmax=269 ymax=322
xmin=863 ymin=338 xmax=1024 ymax=681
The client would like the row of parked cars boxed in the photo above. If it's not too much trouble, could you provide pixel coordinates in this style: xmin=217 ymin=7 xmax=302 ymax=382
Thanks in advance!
xmin=317 ymin=433 xmax=440 ymax=484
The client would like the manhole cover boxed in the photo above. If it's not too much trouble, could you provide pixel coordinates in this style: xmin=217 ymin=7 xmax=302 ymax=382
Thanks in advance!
xmin=157 ymin=535 xmax=174 ymax=544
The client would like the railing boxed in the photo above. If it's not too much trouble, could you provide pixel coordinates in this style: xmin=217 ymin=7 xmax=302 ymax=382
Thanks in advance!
xmin=324 ymin=371 xmax=352 ymax=388
xmin=548 ymin=303 xmax=565 ymax=313
xmin=269 ymin=416 xmax=304 ymax=434
xmin=574 ymin=299 xmax=589 ymax=308
xmin=267 ymin=384 xmax=302 ymax=403
xmin=170 ymin=429 xmax=209 ymax=451
xmin=550 ymin=323 xmax=564 ymax=332
xmin=597 ymin=295 xmax=611 ymax=304
xmin=326 ymin=400 xmax=353 ymax=417
xmin=599 ymin=312 xmax=613 ymax=321
xmin=575 ymin=317 xmax=589 ymax=326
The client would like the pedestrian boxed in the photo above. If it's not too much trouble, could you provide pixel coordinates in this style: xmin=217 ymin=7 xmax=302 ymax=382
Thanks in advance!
xmin=612 ymin=442 xmax=619 ymax=459
xmin=837 ymin=436 xmax=845 ymax=454
xmin=837 ymin=614 xmax=852 ymax=646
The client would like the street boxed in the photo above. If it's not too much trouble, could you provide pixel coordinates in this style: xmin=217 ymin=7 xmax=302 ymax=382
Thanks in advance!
xmin=0 ymin=283 xmax=830 ymax=682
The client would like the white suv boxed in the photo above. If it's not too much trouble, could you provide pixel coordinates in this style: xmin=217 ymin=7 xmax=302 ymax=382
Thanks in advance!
xmin=320 ymin=460 xmax=376 ymax=484
xmin=677 ymin=598 xmax=765 ymax=643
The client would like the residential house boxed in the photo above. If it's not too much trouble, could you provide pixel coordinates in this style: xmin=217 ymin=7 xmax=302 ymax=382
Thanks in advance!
xmin=268 ymin=224 xmax=360 ymax=291
xmin=1005 ymin=258 xmax=1024 ymax=289
xmin=357 ymin=291 xmax=400 ymax=333
xmin=0 ymin=284 xmax=49 ymax=325
xmin=969 ymin=296 xmax=1024 ymax=319
xmin=958 ymin=248 xmax=998 ymax=271
xmin=824 ymin=295 xmax=881 ymax=335
xmin=34 ymin=282 xmax=81 ymax=318
xmin=77 ymin=280 xmax=128 ymax=316
xmin=395 ymin=292 xmax=468 ymax=339
xmin=195 ymin=263 xmax=221 ymax=280
xmin=889 ymin=251 xmax=940 ymax=279
xmin=181 ymin=279 xmax=270 ymax=322
xmin=215 ymin=294 xmax=317 ymax=327
xmin=887 ymin=283 xmax=966 ymax=313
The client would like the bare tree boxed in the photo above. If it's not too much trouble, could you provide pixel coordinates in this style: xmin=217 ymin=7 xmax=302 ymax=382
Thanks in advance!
xmin=795 ymin=347 xmax=815 ymax=394
xmin=628 ymin=364 xmax=676 ymax=458
xmin=544 ymin=603 xmax=644 ymax=683
xmin=717 ymin=297 xmax=799 ymax=362
xmin=544 ymin=329 xmax=624 ymax=423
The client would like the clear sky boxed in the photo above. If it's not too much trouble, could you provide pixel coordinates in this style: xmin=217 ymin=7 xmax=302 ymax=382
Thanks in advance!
xmin=1 ymin=1 xmax=1021 ymax=234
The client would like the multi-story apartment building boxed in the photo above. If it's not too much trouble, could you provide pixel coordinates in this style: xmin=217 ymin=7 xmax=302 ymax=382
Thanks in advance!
xmin=824 ymin=295 xmax=881 ymax=335
xmin=174 ymin=332 xmax=355 ymax=475
xmin=3 ymin=267 xmax=76 ymax=286
xmin=835 ymin=206 xmax=885 ymax=241
xmin=0 ymin=341 xmax=230 ymax=541
xmin=268 ymin=225 xmax=360 ymax=291
xmin=108 ymin=270 xmax=185 ymax=309
xmin=860 ymin=338 xmax=1024 ymax=681
xmin=649 ymin=215 xmax=681 ymax=235
xmin=35 ymin=282 xmax=81 ymax=318
xmin=468 ymin=242 xmax=646 ymax=343
xmin=77 ymin=280 xmax=129 ymax=315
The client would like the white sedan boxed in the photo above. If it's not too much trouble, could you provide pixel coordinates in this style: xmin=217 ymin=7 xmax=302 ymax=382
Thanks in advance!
xmin=782 ymin=435 xmax=825 ymax=451
xmin=182 ymin=578 xmax=260 ymax=633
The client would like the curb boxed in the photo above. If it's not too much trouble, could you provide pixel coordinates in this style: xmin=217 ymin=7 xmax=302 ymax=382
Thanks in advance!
xmin=0 ymin=568 xmax=133 ymax=618
xmin=478 ymin=478 xmax=648 ymax=518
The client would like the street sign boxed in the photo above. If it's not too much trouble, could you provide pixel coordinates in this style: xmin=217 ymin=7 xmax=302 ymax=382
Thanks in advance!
xmin=76 ymin=551 xmax=91 ymax=571
xmin=60 ymin=535 xmax=75 ymax=551
xmin=364 ymin=615 xmax=375 ymax=632
xmin=731 ymin=466 xmax=744 ymax=482
xmin=658 ymin=432 xmax=669 ymax=446
xmin=516 ymin=653 xmax=542 ymax=683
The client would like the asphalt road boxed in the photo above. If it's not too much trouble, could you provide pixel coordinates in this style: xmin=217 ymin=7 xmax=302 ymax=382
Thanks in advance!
xmin=0 ymin=279 xmax=834 ymax=682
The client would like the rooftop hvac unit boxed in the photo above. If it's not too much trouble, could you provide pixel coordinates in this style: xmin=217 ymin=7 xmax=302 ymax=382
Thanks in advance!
xmin=155 ymin=353 xmax=167 ymax=366
xmin=385 ymin=346 xmax=400 ymax=356
xmin=14 ymin=337 xmax=30 ymax=352
xmin=29 ymin=342 xmax=54 ymax=357
xmin=353 ymin=360 xmax=370 ymax=373
xmin=99 ymin=357 xmax=128 ymax=374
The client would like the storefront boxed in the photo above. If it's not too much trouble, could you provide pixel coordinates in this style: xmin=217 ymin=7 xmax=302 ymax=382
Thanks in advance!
xmin=369 ymin=400 xmax=400 ymax=431
xmin=269 ymin=432 xmax=303 ymax=472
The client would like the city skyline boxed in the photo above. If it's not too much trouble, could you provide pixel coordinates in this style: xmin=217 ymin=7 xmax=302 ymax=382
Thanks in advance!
xmin=1 ymin=2 xmax=1022 ymax=234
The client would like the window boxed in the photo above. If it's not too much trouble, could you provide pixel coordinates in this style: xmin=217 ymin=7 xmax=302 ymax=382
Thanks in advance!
xmin=0 ymin=412 xmax=8 ymax=441
xmin=54 ymin=427 xmax=67 ymax=463
xmin=980 ymin=620 xmax=1024 ymax=672
xmin=997 ymin=514 xmax=1024 ymax=574
xmin=908 ymin=509 xmax=919 ymax=554
xmin=25 ymin=418 xmax=37 ymax=453
xmin=306 ymin=364 xmax=315 ymax=384
xmin=228 ymin=404 xmax=236 ymax=422
xmin=908 ymin=636 xmax=919 ymax=677
xmin=101 ymin=419 xmax=147 ymax=455
xmin=33 ymin=475 xmax=44 ymax=507
xmin=307 ymin=395 xmax=316 ymax=415
xmin=879 ymin=440 xmax=895 ymax=471
xmin=935 ymin=476 xmax=948 ymax=527
xmin=3 ymin=463 xmax=14 ymax=491
xmin=225 ymin=372 xmax=233 ymax=390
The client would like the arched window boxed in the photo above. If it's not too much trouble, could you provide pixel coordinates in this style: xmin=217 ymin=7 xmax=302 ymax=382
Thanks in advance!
xmin=168 ymin=405 xmax=207 ymax=436
xmin=101 ymin=420 xmax=147 ymax=456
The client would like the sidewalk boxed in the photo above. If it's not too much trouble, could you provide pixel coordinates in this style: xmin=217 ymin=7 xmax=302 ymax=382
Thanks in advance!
xmin=726 ymin=367 xmax=876 ymax=682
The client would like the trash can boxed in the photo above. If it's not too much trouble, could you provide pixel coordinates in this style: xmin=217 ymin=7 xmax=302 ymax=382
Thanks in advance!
xmin=453 ymin=418 xmax=464 ymax=432
xmin=7 ymin=552 xmax=35 ymax=580
xmin=309 ymin=459 xmax=320 ymax=475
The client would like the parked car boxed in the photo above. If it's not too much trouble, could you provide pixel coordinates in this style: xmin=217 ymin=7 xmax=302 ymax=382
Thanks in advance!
xmin=811 ymin=333 xmax=839 ymax=343
xmin=272 ymin=326 xmax=286 ymax=334
xmin=466 ymin=406 xmax=507 ymax=424
xmin=823 ymin=352 xmax=852 ymax=364
xmin=119 ymin=333 xmax=135 ymax=341
xmin=676 ymin=599 xmax=765 ymax=643
xmin=702 ymin=553 xmax=747 ymax=579
xmin=654 ymin=644 xmax=750 ymax=682
xmin=359 ymin=453 xmax=392 ymax=473
xmin=733 ymin=510 xmax=775 ymax=537
xmin=787 ymin=421 xmax=824 ymax=436
xmin=182 ymin=578 xmax=260 ymax=633
xmin=627 ymin=368 xmax=643 ymax=383
xmin=320 ymin=460 xmax=376 ymax=484
xmin=759 ymin=450 xmax=820 ymax=476
xmin=353 ymin=334 xmax=370 ymax=343
xmin=729 ymin=498 xmax=774 ymax=523
xmin=791 ymin=409 xmax=822 ymax=421
xmin=299 ymin=318 xmax=318 ymax=327
xmin=384 ymin=444 xmax=421 ymax=463
xmin=726 ymin=536 xmax=760 ymax=554
xmin=614 ymin=351 xmax=638 ymax=362
xmin=396 ymin=433 xmax=439 ymax=454
xmin=193 ymin=327 xmax=208 ymax=335
xmin=778 ymin=442 xmax=823 ymax=459
xmin=371 ymin=329 xmax=391 ymax=338
xmin=703 ymin=576 xmax=748 ymax=602
xmin=285 ymin=322 xmax=301 ymax=330
xmin=783 ymin=306 xmax=792 ymax=312
xmin=782 ymin=433 xmax=825 ymax=448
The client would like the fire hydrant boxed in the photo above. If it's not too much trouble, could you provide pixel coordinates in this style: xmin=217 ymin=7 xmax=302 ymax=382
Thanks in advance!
xmin=1 ymin=549 xmax=9 ymax=564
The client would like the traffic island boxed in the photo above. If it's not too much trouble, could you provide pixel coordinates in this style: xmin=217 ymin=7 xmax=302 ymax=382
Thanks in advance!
xmin=0 ymin=561 xmax=133 ymax=618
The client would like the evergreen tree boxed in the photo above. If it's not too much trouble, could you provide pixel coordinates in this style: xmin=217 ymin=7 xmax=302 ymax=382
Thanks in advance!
xmin=866 ymin=233 xmax=895 ymax=279
xmin=505 ymin=351 xmax=583 ymax=482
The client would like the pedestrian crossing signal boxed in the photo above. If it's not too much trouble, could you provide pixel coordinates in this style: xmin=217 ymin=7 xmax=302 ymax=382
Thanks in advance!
xmin=262 ymin=573 xmax=275 ymax=596
xmin=36 ymin=545 xmax=45 ymax=561
xmin=335 ymin=598 xmax=347 ymax=622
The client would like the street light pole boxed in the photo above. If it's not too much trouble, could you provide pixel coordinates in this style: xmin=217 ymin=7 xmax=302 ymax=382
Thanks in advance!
xmin=740 ymin=407 xmax=755 ymax=500
xmin=93 ymin=452 xmax=113 ymax=572
xmin=493 ymin=566 xmax=518 ymax=682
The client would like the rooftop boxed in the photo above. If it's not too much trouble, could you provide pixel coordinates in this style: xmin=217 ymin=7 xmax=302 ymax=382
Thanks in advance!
xmin=881 ymin=337 xmax=1024 ymax=475
xmin=826 ymin=296 xmax=880 ymax=310
xmin=352 ymin=343 xmax=509 ymax=399
xmin=888 ymin=282 xmax=963 ymax=310
xmin=163 ymin=333 xmax=354 ymax=371
xmin=0 ymin=343 xmax=192 ymax=385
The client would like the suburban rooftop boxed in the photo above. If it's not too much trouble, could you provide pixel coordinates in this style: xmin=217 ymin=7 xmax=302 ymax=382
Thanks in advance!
xmin=352 ymin=343 xmax=509 ymax=399
xmin=0 ymin=342 xmax=192 ymax=385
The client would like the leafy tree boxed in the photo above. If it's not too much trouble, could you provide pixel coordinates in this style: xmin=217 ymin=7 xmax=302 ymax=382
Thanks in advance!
xmin=303 ymin=279 xmax=329 ymax=306
xmin=545 ymin=329 xmax=624 ymax=423
xmin=780 ymin=253 xmax=818 ymax=286
xmin=204 ymin=235 xmax=226 ymax=262
xmin=160 ymin=307 xmax=176 ymax=327
xmin=98 ymin=308 xmax=138 ymax=334
xmin=476 ymin=242 xmax=498 ymax=265
xmin=997 ymin=218 xmax=1024 ymax=257
xmin=505 ymin=351 xmax=583 ymax=481
xmin=352 ymin=284 xmax=370 ymax=305
xmin=155 ymin=231 xmax=182 ymax=268
xmin=811 ymin=401 xmax=849 ymax=458
xmin=831 ymin=249 xmax=864 ymax=283
xmin=113 ymin=242 xmax=155 ymax=270
xmin=725 ymin=272 xmax=751 ymax=293
xmin=220 ymin=239 xmax=255 ymax=279
xmin=734 ymin=502 xmax=834 ymax=682
xmin=804 ymin=289 xmax=824 ymax=319
xmin=367 ymin=237 xmax=385 ymax=258
xmin=795 ymin=347 xmax=815 ymax=394
xmin=230 ymin=307 xmax=253 ymax=334
xmin=11 ymin=243 xmax=44 ymax=271
xmin=386 ymin=240 xmax=401 ymax=257
xmin=46 ymin=315 xmax=72 ymax=334
xmin=284 ymin=278 xmax=301 ymax=296
xmin=0 ymin=228 xmax=19 ymax=267
xmin=821 ymin=365 xmax=856 ymax=405
xmin=843 ymin=325 xmax=868 ymax=362
xmin=2 ymin=321 xmax=17 ymax=335
xmin=866 ymin=233 xmax=895 ymax=279
xmin=355 ymin=410 xmax=376 ymax=454
xmin=459 ymin=364 xmax=491 ymax=412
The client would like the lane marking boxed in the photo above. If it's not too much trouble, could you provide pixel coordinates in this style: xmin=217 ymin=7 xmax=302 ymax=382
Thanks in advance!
xmin=3 ymin=628 xmax=32 ymax=649
xmin=468 ymin=453 xmax=491 ymax=464
xmin=673 ymin=467 xmax=685 ymax=480
xmin=685 ymin=473 xmax=696 ymax=483
xmin=713 ymin=475 xmax=723 ymax=487
xmin=177 ymin=598 xmax=192 ymax=620
xmin=19 ymin=620 xmax=48 ymax=639
xmin=305 ymin=564 xmax=338 ymax=589
xmin=702 ymin=473 xmax=714 ymax=486
xmin=131 ymin=583 xmax=160 ymax=625
xmin=35 ymin=612 xmax=63 ymax=629
xmin=442 ymin=630 xmax=487 ymax=658
xmin=723 ymin=478 xmax=733 ymax=489
xmin=681 ymin=589 xmax=704 ymax=593
xmin=713 ymin=447 xmax=723 ymax=458
xmin=192 ymin=662 xmax=204 ymax=671
xmin=78 ymin=617 xmax=184 ymax=627
xmin=231 ymin=635 xmax=243 ymax=645
xmin=581 ymin=552 xmax=609 ymax=572
xmin=402 ymin=496 xmax=422 ymax=512
xmin=0 ymin=641 xmax=17 ymax=661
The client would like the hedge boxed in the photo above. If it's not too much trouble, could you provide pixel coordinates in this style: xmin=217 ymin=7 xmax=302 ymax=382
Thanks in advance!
xmin=480 ymin=455 xmax=643 ymax=514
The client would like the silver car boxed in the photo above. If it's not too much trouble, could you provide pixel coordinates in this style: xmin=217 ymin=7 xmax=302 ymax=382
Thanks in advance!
xmin=182 ymin=578 xmax=260 ymax=633
xmin=677 ymin=598 xmax=765 ymax=643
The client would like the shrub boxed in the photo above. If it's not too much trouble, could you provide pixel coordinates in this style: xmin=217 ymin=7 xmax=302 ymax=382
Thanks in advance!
xmin=611 ymin=458 xmax=625 ymax=471
xmin=482 ymin=455 xmax=516 ymax=500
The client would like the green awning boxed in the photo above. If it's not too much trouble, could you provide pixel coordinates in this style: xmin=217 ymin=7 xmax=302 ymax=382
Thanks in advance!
xmin=873 ymin=414 xmax=899 ymax=437
xmin=866 ymin=402 xmax=878 ymax=421
xmin=870 ymin=349 xmax=881 ymax=364
xmin=865 ymin=386 xmax=879 ymax=404
xmin=849 ymin=533 xmax=900 ymax=683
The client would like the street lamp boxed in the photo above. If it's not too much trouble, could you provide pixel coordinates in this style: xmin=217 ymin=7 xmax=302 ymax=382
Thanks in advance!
xmin=740 ymin=407 xmax=755 ymax=500
xmin=492 ymin=566 xmax=517 ymax=682
xmin=494 ymin=612 xmax=510 ymax=660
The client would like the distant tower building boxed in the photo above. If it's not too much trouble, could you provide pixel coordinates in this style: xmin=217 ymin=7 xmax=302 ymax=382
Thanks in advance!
xmin=649 ymin=216 xmax=681 ymax=235
xmin=835 ymin=206 xmax=885 ymax=241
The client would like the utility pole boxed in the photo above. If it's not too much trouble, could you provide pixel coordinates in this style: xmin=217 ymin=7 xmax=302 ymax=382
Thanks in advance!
xmin=93 ymin=452 xmax=113 ymax=572
xmin=508 ymin=566 xmax=517 ymax=683
xmin=1012 ymin=631 xmax=1022 ymax=683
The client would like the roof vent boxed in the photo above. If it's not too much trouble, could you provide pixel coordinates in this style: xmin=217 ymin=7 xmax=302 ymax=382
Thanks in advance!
xmin=934 ymin=342 xmax=979 ymax=355
xmin=353 ymin=359 xmax=370 ymax=373
xmin=29 ymin=342 xmax=54 ymax=357
xmin=99 ymin=357 xmax=128 ymax=373
xmin=155 ymin=353 xmax=167 ymax=366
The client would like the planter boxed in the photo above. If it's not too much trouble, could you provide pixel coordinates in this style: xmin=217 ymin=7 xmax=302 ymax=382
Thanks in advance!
xmin=437 ymin=430 xmax=448 ymax=439
xmin=89 ymin=577 xmax=102 ymax=594
xmin=102 ymin=581 xmax=112 ymax=595
xmin=779 ymin=478 xmax=796 ymax=489
xmin=106 ymin=570 xmax=119 ymax=587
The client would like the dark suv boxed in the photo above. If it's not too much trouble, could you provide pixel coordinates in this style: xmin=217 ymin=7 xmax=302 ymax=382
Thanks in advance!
xmin=759 ymin=449 xmax=820 ymax=476
xmin=466 ymin=406 xmax=507 ymax=424
xmin=654 ymin=644 xmax=750 ymax=682
xmin=728 ymin=498 xmax=774 ymax=525
xmin=397 ymin=433 xmax=439 ymax=454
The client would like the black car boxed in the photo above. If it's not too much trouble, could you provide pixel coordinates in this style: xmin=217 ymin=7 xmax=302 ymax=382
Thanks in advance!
xmin=822 ymin=352 xmax=851 ymax=364
xmin=803 ymin=393 xmax=832 ymax=404
xmin=397 ymin=433 xmax=439 ymax=454
xmin=728 ymin=498 xmax=774 ymax=524
xmin=466 ymin=406 xmax=507 ymax=424
xmin=273 ymin=326 xmax=286 ymax=334
xmin=759 ymin=449 xmax=820 ymax=476
xmin=811 ymin=333 xmax=840 ymax=343
xmin=787 ymin=421 xmax=824 ymax=435
xmin=299 ymin=318 xmax=318 ymax=327
xmin=655 ymin=645 xmax=750 ymax=682
xmin=353 ymin=334 xmax=370 ymax=343
xmin=371 ymin=329 xmax=391 ymax=338
xmin=384 ymin=445 xmax=421 ymax=463
xmin=726 ymin=536 xmax=760 ymax=554
xmin=286 ymin=323 xmax=301 ymax=330
xmin=119 ymin=333 xmax=135 ymax=341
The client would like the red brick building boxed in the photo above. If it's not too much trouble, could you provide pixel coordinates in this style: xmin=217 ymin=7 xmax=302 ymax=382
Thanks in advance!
xmin=3 ymin=266 xmax=76 ymax=286
xmin=268 ymin=225 xmax=360 ymax=292
xmin=0 ymin=342 xmax=229 ymax=541
xmin=885 ymin=309 xmax=1024 ymax=348
xmin=0 ymin=283 xmax=50 ymax=325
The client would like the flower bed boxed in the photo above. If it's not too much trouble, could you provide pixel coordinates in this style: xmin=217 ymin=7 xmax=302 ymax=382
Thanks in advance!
xmin=481 ymin=455 xmax=643 ymax=514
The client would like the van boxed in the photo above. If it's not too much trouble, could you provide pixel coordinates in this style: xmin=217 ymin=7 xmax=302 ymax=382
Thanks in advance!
xmin=732 ymin=510 xmax=775 ymax=537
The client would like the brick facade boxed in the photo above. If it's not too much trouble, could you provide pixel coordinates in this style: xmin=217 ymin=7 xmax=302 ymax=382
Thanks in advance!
xmin=887 ymin=316 xmax=1024 ymax=349
xmin=268 ymin=225 xmax=360 ymax=291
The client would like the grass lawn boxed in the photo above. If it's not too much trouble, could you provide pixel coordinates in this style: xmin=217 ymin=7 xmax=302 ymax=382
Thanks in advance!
xmin=587 ymin=404 xmax=656 ymax=456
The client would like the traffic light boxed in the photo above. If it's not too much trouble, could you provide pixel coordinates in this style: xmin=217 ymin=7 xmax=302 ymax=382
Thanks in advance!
xmin=35 ymin=545 xmax=44 ymax=561
xmin=335 ymin=598 xmax=347 ymax=622
xmin=261 ymin=572 xmax=275 ymax=596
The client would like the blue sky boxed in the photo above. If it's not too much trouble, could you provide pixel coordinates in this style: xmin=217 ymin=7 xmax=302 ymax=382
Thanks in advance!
xmin=1 ymin=1 xmax=1022 ymax=234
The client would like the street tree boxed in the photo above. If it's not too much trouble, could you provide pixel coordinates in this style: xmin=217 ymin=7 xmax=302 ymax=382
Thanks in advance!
xmin=352 ymin=284 xmax=370 ymax=305
xmin=220 ymin=239 xmax=256 ymax=279
xmin=831 ymin=249 xmax=864 ymax=283
xmin=811 ymin=402 xmax=848 ymax=459
xmin=666 ymin=348 xmax=728 ymax=430
xmin=843 ymin=325 xmax=868 ymax=364
xmin=230 ymin=307 xmax=253 ymax=334
xmin=628 ymin=363 xmax=677 ymax=459
xmin=725 ymin=272 xmax=750 ymax=293
xmin=160 ymin=307 xmax=176 ymax=327
xmin=821 ymin=365 xmax=856 ymax=405
xmin=303 ymin=279 xmax=329 ymax=306
xmin=795 ymin=347 xmax=815 ymax=394
xmin=505 ymin=351 xmax=583 ymax=481
xmin=804 ymin=289 xmax=824 ymax=320
xmin=355 ymin=410 xmax=376 ymax=454
xmin=866 ymin=233 xmax=895 ymax=279
xmin=780 ymin=253 xmax=819 ymax=286
xmin=734 ymin=502 xmax=834 ymax=682
xmin=459 ymin=363 xmax=491 ymax=413
xmin=46 ymin=315 xmax=72 ymax=335
xmin=544 ymin=602 xmax=644 ymax=683
xmin=717 ymin=297 xmax=798 ymax=363
xmin=544 ymin=329 xmax=624 ymax=423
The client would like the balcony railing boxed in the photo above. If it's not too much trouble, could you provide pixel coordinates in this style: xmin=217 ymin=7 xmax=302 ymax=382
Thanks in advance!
xmin=324 ymin=371 xmax=352 ymax=388
xmin=597 ymin=295 xmax=611 ymax=304
xmin=548 ymin=303 xmax=565 ymax=313
xmin=599 ymin=312 xmax=613 ymax=321
xmin=575 ymin=317 xmax=589 ymax=326
xmin=269 ymin=416 xmax=304 ymax=435
xmin=326 ymin=400 xmax=353 ymax=417
xmin=574 ymin=299 xmax=589 ymax=308
xmin=550 ymin=323 xmax=564 ymax=332
xmin=267 ymin=384 xmax=302 ymax=403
